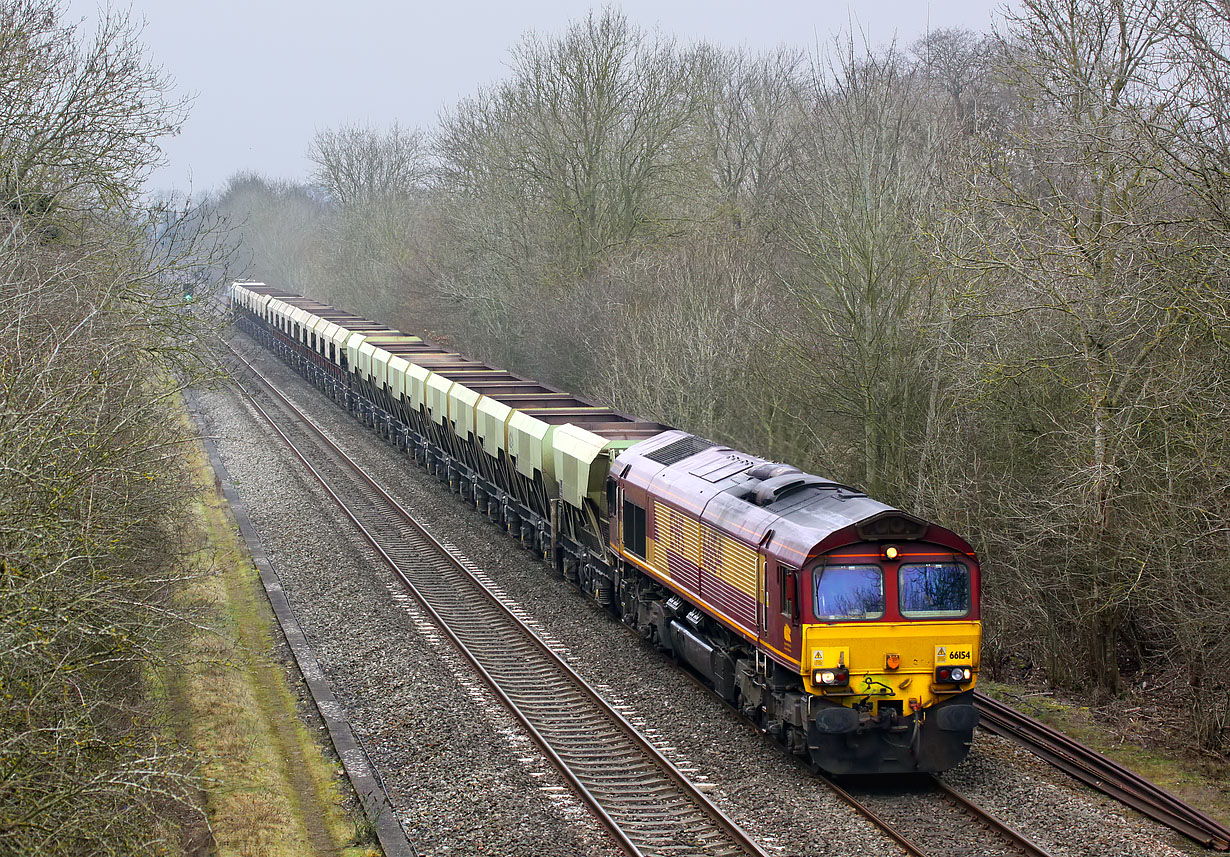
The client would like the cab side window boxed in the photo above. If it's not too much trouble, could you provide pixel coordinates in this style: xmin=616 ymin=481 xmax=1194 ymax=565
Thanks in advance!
xmin=779 ymin=565 xmax=796 ymax=619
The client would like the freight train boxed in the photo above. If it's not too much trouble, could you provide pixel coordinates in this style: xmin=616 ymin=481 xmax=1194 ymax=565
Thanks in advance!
xmin=229 ymin=281 xmax=982 ymax=775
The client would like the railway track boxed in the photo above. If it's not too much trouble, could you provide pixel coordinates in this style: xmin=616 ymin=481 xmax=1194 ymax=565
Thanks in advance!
xmin=659 ymin=655 xmax=1058 ymax=857
xmin=220 ymin=341 xmax=772 ymax=857
xmin=641 ymin=623 xmax=1060 ymax=857
xmin=975 ymin=693 xmax=1230 ymax=852
xmin=821 ymin=773 xmax=1056 ymax=857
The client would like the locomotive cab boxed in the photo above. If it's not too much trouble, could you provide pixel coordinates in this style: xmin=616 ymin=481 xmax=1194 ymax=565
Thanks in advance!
xmin=795 ymin=539 xmax=982 ymax=774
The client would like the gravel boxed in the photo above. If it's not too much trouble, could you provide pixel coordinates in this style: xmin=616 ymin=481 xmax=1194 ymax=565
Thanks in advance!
xmin=195 ymin=380 xmax=620 ymax=857
xmin=942 ymin=731 xmax=1199 ymax=856
xmin=197 ymin=333 xmax=1201 ymax=857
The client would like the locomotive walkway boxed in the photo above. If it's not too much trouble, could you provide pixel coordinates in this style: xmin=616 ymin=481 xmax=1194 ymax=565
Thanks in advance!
xmin=222 ymin=340 xmax=772 ymax=857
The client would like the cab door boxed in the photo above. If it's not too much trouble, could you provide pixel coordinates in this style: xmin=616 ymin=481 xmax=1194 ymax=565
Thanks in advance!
xmin=756 ymin=554 xmax=766 ymax=643
xmin=761 ymin=559 xmax=802 ymax=664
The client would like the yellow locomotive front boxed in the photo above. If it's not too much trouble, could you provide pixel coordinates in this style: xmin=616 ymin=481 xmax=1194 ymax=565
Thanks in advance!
xmin=795 ymin=541 xmax=982 ymax=773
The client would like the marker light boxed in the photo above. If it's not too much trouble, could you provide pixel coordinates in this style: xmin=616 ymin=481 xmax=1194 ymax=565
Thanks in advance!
xmin=883 ymin=545 xmax=899 ymax=560
xmin=886 ymin=653 xmax=901 ymax=671
xmin=935 ymin=666 xmax=970 ymax=684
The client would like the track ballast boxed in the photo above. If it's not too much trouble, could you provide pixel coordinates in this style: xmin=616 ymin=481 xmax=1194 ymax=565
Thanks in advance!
xmin=223 ymin=339 xmax=772 ymax=857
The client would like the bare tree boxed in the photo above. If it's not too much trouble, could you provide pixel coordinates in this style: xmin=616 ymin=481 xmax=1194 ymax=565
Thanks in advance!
xmin=693 ymin=45 xmax=806 ymax=229
xmin=304 ymin=124 xmax=431 ymax=322
xmin=590 ymin=230 xmax=775 ymax=444
xmin=437 ymin=8 xmax=701 ymax=279
xmin=0 ymin=0 xmax=186 ymax=220
xmin=308 ymin=122 xmax=428 ymax=208
xmin=950 ymin=0 xmax=1224 ymax=701
xmin=0 ymin=2 xmax=230 ymax=850
xmin=213 ymin=172 xmax=327 ymax=294
xmin=912 ymin=27 xmax=998 ymax=129
xmin=774 ymin=38 xmax=958 ymax=498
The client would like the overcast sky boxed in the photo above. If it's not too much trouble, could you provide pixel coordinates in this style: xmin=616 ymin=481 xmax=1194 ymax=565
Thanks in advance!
xmin=67 ymin=1 xmax=1004 ymax=196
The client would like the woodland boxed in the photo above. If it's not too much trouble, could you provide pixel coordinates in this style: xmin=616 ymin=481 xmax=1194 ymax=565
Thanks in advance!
xmin=218 ymin=1 xmax=1230 ymax=755
xmin=1 ymin=1 xmax=224 ymax=851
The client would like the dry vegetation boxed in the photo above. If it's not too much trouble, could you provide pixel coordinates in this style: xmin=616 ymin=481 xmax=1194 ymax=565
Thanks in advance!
xmin=217 ymin=0 xmax=1230 ymax=759
xmin=0 ymin=1 xmax=216 ymax=850
xmin=0 ymin=0 xmax=362 ymax=852
xmin=172 ymin=445 xmax=378 ymax=857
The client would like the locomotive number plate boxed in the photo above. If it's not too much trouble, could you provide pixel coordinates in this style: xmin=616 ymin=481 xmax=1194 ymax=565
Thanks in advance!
xmin=935 ymin=645 xmax=973 ymax=664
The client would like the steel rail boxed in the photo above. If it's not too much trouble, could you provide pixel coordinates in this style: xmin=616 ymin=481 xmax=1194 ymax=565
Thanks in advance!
xmin=929 ymin=776 xmax=1055 ymax=857
xmin=816 ymin=773 xmax=1058 ymax=857
xmin=221 ymin=341 xmax=772 ymax=857
xmin=975 ymin=692 xmax=1230 ymax=851
xmin=664 ymin=641 xmax=1055 ymax=857
xmin=814 ymin=773 xmax=930 ymax=857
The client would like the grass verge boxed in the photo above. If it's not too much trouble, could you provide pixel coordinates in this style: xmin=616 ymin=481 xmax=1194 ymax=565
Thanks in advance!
xmin=161 ymin=436 xmax=381 ymax=857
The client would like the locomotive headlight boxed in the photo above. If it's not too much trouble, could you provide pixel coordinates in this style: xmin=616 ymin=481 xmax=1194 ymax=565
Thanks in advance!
xmin=813 ymin=668 xmax=850 ymax=686
xmin=883 ymin=545 xmax=899 ymax=560
xmin=950 ymin=667 xmax=966 ymax=681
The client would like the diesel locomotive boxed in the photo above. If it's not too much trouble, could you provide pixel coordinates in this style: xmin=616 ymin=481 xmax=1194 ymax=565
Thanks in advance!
xmin=229 ymin=281 xmax=982 ymax=775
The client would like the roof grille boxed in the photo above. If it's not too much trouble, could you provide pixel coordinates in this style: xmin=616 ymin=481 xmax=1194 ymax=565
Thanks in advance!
xmin=644 ymin=435 xmax=716 ymax=466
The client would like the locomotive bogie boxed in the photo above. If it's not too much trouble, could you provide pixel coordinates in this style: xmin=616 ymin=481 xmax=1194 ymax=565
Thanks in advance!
xmin=806 ymin=691 xmax=979 ymax=775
